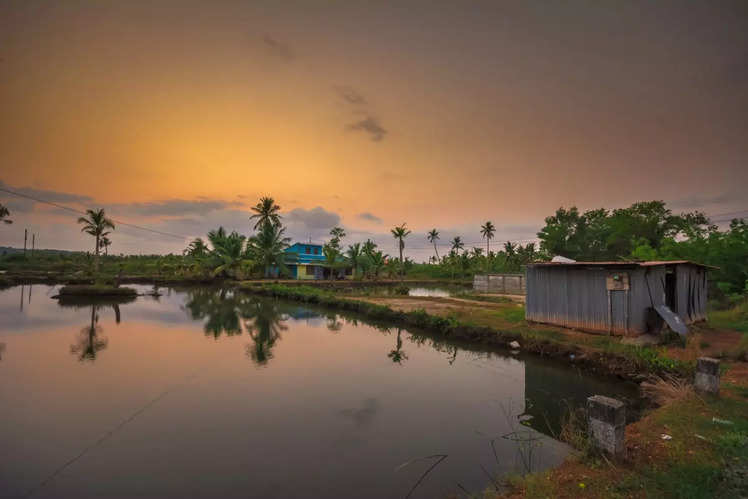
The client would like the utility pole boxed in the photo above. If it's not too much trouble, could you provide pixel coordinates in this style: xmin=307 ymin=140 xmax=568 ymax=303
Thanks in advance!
xmin=31 ymin=233 xmax=35 ymax=257
xmin=23 ymin=229 xmax=27 ymax=257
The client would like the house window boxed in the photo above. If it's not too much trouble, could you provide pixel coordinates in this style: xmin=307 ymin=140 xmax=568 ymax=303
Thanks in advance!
xmin=306 ymin=265 xmax=315 ymax=276
xmin=306 ymin=247 xmax=311 ymax=254
xmin=314 ymin=247 xmax=319 ymax=255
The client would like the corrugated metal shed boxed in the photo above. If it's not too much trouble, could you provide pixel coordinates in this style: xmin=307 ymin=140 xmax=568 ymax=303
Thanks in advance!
xmin=525 ymin=261 xmax=709 ymax=336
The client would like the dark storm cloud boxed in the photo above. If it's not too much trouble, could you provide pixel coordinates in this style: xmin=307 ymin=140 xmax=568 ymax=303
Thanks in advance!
xmin=357 ymin=212 xmax=382 ymax=224
xmin=107 ymin=199 xmax=238 ymax=217
xmin=334 ymin=85 xmax=367 ymax=106
xmin=262 ymin=34 xmax=295 ymax=62
xmin=286 ymin=206 xmax=341 ymax=230
xmin=346 ymin=116 xmax=387 ymax=142
xmin=0 ymin=180 xmax=92 ymax=212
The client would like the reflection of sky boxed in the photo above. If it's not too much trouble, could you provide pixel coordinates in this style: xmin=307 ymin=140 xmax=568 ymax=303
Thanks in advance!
xmin=0 ymin=285 xmax=637 ymax=498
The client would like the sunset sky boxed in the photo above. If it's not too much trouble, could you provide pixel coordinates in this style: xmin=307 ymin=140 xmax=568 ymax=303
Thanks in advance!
xmin=1 ymin=1 xmax=747 ymax=259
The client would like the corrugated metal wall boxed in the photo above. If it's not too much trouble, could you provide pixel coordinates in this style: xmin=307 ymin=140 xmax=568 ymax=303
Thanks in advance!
xmin=525 ymin=264 xmax=706 ymax=335
xmin=676 ymin=265 xmax=708 ymax=323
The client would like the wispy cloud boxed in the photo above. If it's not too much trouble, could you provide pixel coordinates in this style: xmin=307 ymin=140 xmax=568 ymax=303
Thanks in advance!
xmin=286 ymin=206 xmax=341 ymax=231
xmin=334 ymin=85 xmax=367 ymax=106
xmin=357 ymin=212 xmax=382 ymax=224
xmin=262 ymin=34 xmax=295 ymax=62
xmin=107 ymin=199 xmax=239 ymax=217
xmin=0 ymin=180 xmax=92 ymax=212
xmin=346 ymin=116 xmax=387 ymax=142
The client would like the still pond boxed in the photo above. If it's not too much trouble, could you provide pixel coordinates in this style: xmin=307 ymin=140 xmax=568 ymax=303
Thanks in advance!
xmin=0 ymin=285 xmax=639 ymax=498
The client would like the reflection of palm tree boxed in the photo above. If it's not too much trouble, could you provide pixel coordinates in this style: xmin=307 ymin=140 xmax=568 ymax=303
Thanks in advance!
xmin=448 ymin=346 xmax=459 ymax=365
xmin=243 ymin=300 xmax=288 ymax=365
xmin=70 ymin=305 xmax=108 ymax=362
xmin=325 ymin=313 xmax=343 ymax=332
xmin=183 ymin=288 xmax=243 ymax=339
xmin=388 ymin=328 xmax=408 ymax=364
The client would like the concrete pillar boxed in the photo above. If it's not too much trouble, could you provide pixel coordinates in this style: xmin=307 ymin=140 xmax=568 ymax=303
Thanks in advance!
xmin=694 ymin=357 xmax=720 ymax=394
xmin=587 ymin=395 xmax=626 ymax=457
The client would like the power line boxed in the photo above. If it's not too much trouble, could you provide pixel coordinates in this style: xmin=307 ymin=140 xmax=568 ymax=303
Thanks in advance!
xmin=0 ymin=186 xmax=189 ymax=241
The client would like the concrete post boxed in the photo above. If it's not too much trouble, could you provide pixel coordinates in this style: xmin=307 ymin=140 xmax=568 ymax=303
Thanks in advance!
xmin=694 ymin=357 xmax=720 ymax=394
xmin=587 ymin=395 xmax=625 ymax=457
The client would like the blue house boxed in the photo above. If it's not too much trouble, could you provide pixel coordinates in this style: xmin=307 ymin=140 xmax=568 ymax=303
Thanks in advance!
xmin=284 ymin=243 xmax=326 ymax=280
xmin=283 ymin=243 xmax=351 ymax=280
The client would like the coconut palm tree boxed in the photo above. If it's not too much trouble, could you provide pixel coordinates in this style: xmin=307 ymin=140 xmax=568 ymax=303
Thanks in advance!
xmin=323 ymin=243 xmax=342 ymax=280
xmin=77 ymin=209 xmax=115 ymax=272
xmin=184 ymin=237 xmax=209 ymax=258
xmin=427 ymin=229 xmax=440 ymax=263
xmin=247 ymin=221 xmax=290 ymax=278
xmin=345 ymin=243 xmax=363 ymax=278
xmin=480 ymin=221 xmax=495 ymax=257
xmin=99 ymin=235 xmax=112 ymax=256
xmin=368 ymin=250 xmax=387 ymax=280
xmin=0 ymin=203 xmax=12 ymax=225
xmin=210 ymin=230 xmax=251 ymax=278
xmin=391 ymin=223 xmax=411 ymax=280
xmin=250 ymin=196 xmax=282 ymax=230
xmin=450 ymin=236 xmax=464 ymax=253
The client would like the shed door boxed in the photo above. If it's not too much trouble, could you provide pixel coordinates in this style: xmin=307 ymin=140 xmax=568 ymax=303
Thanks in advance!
xmin=607 ymin=272 xmax=630 ymax=335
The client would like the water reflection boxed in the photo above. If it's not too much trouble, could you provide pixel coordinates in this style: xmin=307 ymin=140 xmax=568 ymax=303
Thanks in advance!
xmin=57 ymin=295 xmax=136 ymax=362
xmin=387 ymin=328 xmax=408 ymax=364
xmin=183 ymin=289 xmax=296 ymax=366
xmin=243 ymin=299 xmax=288 ymax=365
xmin=69 ymin=305 xmax=108 ymax=362
xmin=0 ymin=284 xmax=643 ymax=498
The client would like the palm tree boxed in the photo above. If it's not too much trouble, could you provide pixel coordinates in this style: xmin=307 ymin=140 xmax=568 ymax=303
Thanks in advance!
xmin=184 ymin=237 xmax=209 ymax=258
xmin=427 ymin=229 xmax=440 ymax=263
xmin=368 ymin=250 xmax=387 ymax=280
xmin=247 ymin=221 xmax=290 ymax=278
xmin=391 ymin=223 xmax=411 ymax=280
xmin=323 ymin=243 xmax=342 ymax=280
xmin=250 ymin=196 xmax=282 ymax=230
xmin=77 ymin=209 xmax=115 ymax=272
xmin=99 ymin=235 xmax=112 ymax=256
xmin=346 ymin=243 xmax=363 ymax=279
xmin=0 ymin=203 xmax=12 ymax=225
xmin=480 ymin=221 xmax=495 ymax=259
xmin=210 ymin=230 xmax=250 ymax=278
xmin=450 ymin=236 xmax=464 ymax=253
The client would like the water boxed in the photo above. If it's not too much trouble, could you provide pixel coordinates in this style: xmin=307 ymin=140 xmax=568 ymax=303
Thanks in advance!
xmin=0 ymin=285 xmax=639 ymax=499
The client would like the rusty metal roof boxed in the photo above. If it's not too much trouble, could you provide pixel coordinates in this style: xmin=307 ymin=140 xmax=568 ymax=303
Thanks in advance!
xmin=528 ymin=260 xmax=716 ymax=269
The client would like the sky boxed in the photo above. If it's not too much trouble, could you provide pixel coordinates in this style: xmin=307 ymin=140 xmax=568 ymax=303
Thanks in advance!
xmin=1 ymin=0 xmax=747 ymax=260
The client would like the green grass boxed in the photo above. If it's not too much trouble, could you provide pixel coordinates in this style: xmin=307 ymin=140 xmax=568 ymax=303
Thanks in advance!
xmin=242 ymin=283 xmax=694 ymax=377
xmin=709 ymin=299 xmax=748 ymax=333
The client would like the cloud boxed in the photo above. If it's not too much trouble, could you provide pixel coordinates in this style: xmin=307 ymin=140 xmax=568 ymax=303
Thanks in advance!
xmin=668 ymin=191 xmax=744 ymax=211
xmin=0 ymin=180 xmax=93 ymax=212
xmin=357 ymin=212 xmax=382 ymax=224
xmin=107 ymin=199 xmax=237 ymax=217
xmin=262 ymin=34 xmax=295 ymax=62
xmin=334 ymin=85 xmax=367 ymax=106
xmin=286 ymin=206 xmax=341 ymax=230
xmin=346 ymin=116 xmax=387 ymax=142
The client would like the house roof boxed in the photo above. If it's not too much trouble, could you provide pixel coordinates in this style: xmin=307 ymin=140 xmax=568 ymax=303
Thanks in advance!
xmin=528 ymin=260 xmax=716 ymax=269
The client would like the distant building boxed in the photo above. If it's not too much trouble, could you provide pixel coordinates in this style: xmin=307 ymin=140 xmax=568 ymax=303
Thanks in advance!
xmin=525 ymin=260 xmax=711 ymax=337
xmin=283 ymin=243 xmax=351 ymax=280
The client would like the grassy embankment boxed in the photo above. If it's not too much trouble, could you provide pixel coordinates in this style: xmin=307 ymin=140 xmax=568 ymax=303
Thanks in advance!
xmin=240 ymin=283 xmax=747 ymax=497
xmin=240 ymin=283 xmax=695 ymax=378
